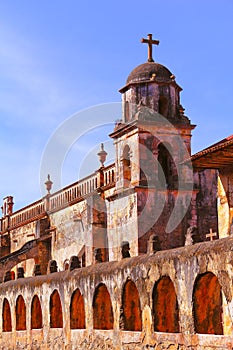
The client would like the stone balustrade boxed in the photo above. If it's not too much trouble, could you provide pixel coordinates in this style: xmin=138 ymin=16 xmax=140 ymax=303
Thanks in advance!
xmin=103 ymin=163 xmax=115 ymax=187
xmin=0 ymin=164 xmax=116 ymax=232
xmin=1 ymin=199 xmax=45 ymax=232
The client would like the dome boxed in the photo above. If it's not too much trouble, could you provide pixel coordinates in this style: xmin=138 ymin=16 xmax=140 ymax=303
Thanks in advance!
xmin=126 ymin=62 xmax=173 ymax=85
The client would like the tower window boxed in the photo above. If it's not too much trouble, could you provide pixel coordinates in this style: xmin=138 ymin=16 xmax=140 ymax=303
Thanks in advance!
xmin=125 ymin=101 xmax=129 ymax=122
xmin=158 ymin=143 xmax=177 ymax=189
xmin=122 ymin=145 xmax=131 ymax=186
xmin=158 ymin=96 xmax=168 ymax=117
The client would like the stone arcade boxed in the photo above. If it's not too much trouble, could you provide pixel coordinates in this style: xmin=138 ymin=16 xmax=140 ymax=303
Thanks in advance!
xmin=1 ymin=35 xmax=233 ymax=349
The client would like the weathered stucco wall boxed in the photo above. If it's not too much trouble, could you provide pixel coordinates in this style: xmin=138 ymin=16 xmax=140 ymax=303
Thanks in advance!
xmin=49 ymin=201 xmax=88 ymax=269
xmin=107 ymin=192 xmax=138 ymax=260
xmin=10 ymin=221 xmax=37 ymax=253
xmin=0 ymin=237 xmax=233 ymax=349
xmin=195 ymin=169 xmax=218 ymax=241
xmin=218 ymin=175 xmax=230 ymax=238
xmin=218 ymin=166 xmax=233 ymax=238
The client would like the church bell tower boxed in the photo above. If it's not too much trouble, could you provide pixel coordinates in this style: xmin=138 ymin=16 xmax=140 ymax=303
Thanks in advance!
xmin=109 ymin=35 xmax=196 ymax=256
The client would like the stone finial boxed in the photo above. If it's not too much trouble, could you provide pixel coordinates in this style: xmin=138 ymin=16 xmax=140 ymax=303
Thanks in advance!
xmin=185 ymin=226 xmax=196 ymax=246
xmin=2 ymin=196 xmax=14 ymax=216
xmin=94 ymin=248 xmax=103 ymax=263
xmin=150 ymin=73 xmax=156 ymax=81
xmin=33 ymin=264 xmax=41 ymax=276
xmin=179 ymin=105 xmax=185 ymax=117
xmin=48 ymin=260 xmax=58 ymax=273
xmin=17 ymin=267 xmax=24 ymax=279
xmin=45 ymin=174 xmax=53 ymax=194
xmin=69 ymin=256 xmax=81 ymax=271
xmin=3 ymin=271 xmax=12 ymax=282
xmin=121 ymin=241 xmax=130 ymax=259
xmin=97 ymin=143 xmax=107 ymax=167
xmin=147 ymin=235 xmax=161 ymax=254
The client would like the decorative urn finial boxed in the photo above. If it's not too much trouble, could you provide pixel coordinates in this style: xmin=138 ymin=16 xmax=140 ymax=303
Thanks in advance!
xmin=97 ymin=143 xmax=107 ymax=167
xmin=45 ymin=174 xmax=53 ymax=194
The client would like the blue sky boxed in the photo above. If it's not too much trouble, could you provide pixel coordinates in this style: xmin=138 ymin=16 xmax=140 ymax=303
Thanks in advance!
xmin=0 ymin=0 xmax=233 ymax=210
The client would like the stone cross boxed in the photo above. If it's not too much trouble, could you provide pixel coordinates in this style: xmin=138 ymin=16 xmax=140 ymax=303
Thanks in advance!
xmin=206 ymin=228 xmax=217 ymax=241
xmin=141 ymin=34 xmax=159 ymax=62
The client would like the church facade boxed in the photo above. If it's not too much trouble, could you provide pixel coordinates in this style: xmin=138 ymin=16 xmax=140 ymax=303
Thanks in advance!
xmin=0 ymin=35 xmax=233 ymax=349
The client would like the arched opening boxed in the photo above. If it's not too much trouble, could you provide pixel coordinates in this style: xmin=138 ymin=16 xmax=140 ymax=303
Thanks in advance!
xmin=70 ymin=289 xmax=86 ymax=329
xmin=64 ymin=259 xmax=69 ymax=271
xmin=193 ymin=272 xmax=223 ymax=335
xmin=158 ymin=96 xmax=168 ymax=117
xmin=50 ymin=289 xmax=63 ymax=328
xmin=152 ymin=276 xmax=179 ymax=333
xmin=158 ymin=143 xmax=177 ymax=189
xmin=120 ymin=279 xmax=142 ymax=331
xmin=125 ymin=101 xmax=130 ymax=121
xmin=2 ymin=298 xmax=12 ymax=332
xmin=93 ymin=283 xmax=114 ymax=329
xmin=16 ymin=295 xmax=26 ymax=331
xmin=122 ymin=145 xmax=131 ymax=186
xmin=31 ymin=295 xmax=43 ymax=329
